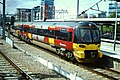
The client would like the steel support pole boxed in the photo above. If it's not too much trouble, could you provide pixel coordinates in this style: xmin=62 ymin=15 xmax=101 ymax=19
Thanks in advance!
xmin=31 ymin=9 xmax=33 ymax=22
xmin=2 ymin=0 xmax=5 ymax=38
xmin=113 ymin=2 xmax=117 ymax=51
xmin=77 ymin=0 xmax=79 ymax=17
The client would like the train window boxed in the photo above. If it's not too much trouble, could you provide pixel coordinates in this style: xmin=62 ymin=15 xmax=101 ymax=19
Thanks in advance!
xmin=23 ymin=28 xmax=28 ymax=32
xmin=44 ymin=30 xmax=49 ymax=36
xmin=47 ymin=30 xmax=55 ymax=38
xmin=55 ymin=30 xmax=62 ymax=40
xmin=28 ymin=28 xmax=32 ymax=33
xmin=55 ymin=30 xmax=72 ymax=42
xmin=74 ymin=28 xmax=80 ymax=43
xmin=37 ymin=29 xmax=44 ymax=35
xmin=31 ymin=28 xmax=37 ymax=34
xmin=41 ymin=29 xmax=48 ymax=36
xmin=91 ymin=29 xmax=100 ymax=42
xmin=68 ymin=32 xmax=72 ymax=42
xmin=81 ymin=29 xmax=92 ymax=42
xmin=37 ymin=29 xmax=50 ymax=36
xmin=74 ymin=28 xmax=100 ymax=43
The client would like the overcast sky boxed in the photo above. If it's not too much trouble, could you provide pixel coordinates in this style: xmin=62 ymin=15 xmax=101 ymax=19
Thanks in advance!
xmin=0 ymin=0 xmax=110 ymax=18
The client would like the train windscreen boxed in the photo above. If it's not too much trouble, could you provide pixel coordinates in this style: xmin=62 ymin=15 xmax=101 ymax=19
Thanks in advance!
xmin=74 ymin=28 xmax=100 ymax=43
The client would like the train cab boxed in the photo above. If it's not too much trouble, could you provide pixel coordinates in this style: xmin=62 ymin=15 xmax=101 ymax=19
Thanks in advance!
xmin=73 ymin=22 xmax=103 ymax=62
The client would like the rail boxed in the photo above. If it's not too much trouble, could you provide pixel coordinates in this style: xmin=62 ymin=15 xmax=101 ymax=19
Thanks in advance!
xmin=0 ymin=51 xmax=34 ymax=80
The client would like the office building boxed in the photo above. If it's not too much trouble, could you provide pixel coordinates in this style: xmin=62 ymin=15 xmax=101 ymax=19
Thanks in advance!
xmin=41 ymin=0 xmax=55 ymax=20
xmin=109 ymin=1 xmax=120 ymax=16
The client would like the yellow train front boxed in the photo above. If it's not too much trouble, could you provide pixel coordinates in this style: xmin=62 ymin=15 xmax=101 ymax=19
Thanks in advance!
xmin=73 ymin=22 xmax=103 ymax=62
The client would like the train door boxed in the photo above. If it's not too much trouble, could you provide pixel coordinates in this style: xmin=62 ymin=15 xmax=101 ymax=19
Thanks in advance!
xmin=54 ymin=28 xmax=73 ymax=50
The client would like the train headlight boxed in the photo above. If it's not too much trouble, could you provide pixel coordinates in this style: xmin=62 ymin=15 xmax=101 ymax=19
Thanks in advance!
xmin=79 ymin=45 xmax=86 ymax=48
xmin=98 ymin=44 xmax=100 ymax=48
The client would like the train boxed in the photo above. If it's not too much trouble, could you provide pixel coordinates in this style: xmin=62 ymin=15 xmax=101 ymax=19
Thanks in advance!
xmin=11 ymin=21 xmax=103 ymax=62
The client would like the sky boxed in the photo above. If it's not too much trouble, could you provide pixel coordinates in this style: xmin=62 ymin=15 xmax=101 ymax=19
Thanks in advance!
xmin=0 ymin=0 xmax=111 ymax=18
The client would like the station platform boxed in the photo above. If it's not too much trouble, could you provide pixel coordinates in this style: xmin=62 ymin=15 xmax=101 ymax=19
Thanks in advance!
xmin=101 ymin=41 xmax=120 ymax=60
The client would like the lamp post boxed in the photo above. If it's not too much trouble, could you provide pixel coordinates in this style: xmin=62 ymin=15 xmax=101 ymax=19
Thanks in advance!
xmin=0 ymin=0 xmax=5 ymax=39
xmin=77 ymin=0 xmax=79 ymax=17
xmin=2 ymin=0 xmax=5 ymax=38
xmin=113 ymin=1 xmax=117 ymax=51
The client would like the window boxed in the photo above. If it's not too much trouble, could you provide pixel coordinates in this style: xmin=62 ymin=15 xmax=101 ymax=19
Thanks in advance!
xmin=74 ymin=28 xmax=100 ymax=43
xmin=55 ymin=30 xmax=72 ymax=42
xmin=37 ymin=29 xmax=49 ymax=36
xmin=23 ymin=28 xmax=28 ymax=32
xmin=81 ymin=29 xmax=92 ymax=42
xmin=68 ymin=32 xmax=72 ymax=42
xmin=28 ymin=28 xmax=32 ymax=33
xmin=47 ymin=30 xmax=55 ymax=38
xmin=31 ymin=28 xmax=37 ymax=34
xmin=91 ymin=29 xmax=100 ymax=42
xmin=37 ymin=29 xmax=44 ymax=35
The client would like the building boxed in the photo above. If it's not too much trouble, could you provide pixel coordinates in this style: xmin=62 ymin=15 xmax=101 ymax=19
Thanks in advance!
xmin=16 ymin=8 xmax=32 ymax=22
xmin=31 ymin=6 xmax=40 ymax=21
xmin=41 ymin=0 xmax=55 ymax=20
xmin=0 ymin=12 xmax=2 ymax=26
xmin=109 ymin=1 xmax=120 ymax=17
xmin=16 ymin=6 xmax=41 ymax=22
xmin=0 ymin=10 xmax=2 ymax=21
xmin=98 ymin=13 xmax=106 ymax=18
xmin=16 ymin=0 xmax=55 ymax=21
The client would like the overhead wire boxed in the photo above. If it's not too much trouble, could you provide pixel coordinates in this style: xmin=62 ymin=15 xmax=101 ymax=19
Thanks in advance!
xmin=78 ymin=0 xmax=106 ymax=16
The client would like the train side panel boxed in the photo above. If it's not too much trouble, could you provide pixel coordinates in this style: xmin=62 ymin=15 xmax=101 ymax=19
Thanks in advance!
xmin=54 ymin=39 xmax=73 ymax=50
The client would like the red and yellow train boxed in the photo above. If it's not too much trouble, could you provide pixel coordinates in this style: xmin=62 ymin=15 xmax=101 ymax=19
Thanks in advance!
xmin=12 ymin=21 xmax=103 ymax=62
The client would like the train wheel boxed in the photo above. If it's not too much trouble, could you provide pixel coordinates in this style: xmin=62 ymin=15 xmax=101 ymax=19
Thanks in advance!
xmin=66 ymin=52 xmax=75 ymax=61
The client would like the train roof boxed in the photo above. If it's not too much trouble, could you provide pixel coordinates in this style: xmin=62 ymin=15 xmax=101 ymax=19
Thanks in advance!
xmin=15 ymin=21 xmax=97 ymax=28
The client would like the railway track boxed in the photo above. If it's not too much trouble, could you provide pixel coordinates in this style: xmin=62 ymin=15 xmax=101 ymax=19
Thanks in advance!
xmin=0 ymin=51 xmax=34 ymax=80
xmin=78 ymin=63 xmax=120 ymax=80
xmin=93 ymin=66 xmax=120 ymax=80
